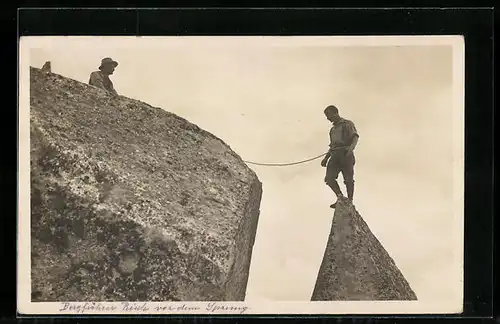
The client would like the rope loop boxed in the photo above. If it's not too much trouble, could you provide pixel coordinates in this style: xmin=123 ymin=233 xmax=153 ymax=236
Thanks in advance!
xmin=243 ymin=146 xmax=349 ymax=167
xmin=243 ymin=152 xmax=327 ymax=167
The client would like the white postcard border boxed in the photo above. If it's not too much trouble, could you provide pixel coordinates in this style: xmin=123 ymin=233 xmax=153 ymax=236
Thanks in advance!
xmin=18 ymin=35 xmax=465 ymax=315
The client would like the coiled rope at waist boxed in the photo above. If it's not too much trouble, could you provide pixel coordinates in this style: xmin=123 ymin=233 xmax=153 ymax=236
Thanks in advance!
xmin=243 ymin=146 xmax=349 ymax=167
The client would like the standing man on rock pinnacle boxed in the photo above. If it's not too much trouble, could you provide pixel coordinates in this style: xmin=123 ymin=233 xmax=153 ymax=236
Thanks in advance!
xmin=89 ymin=57 xmax=119 ymax=96
xmin=321 ymin=105 xmax=359 ymax=209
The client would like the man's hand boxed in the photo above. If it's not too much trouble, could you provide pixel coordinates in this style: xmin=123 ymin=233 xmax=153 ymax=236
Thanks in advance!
xmin=321 ymin=156 xmax=329 ymax=167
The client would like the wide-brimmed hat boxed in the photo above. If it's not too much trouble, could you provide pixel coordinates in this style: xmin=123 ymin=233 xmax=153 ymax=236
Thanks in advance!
xmin=99 ymin=57 xmax=119 ymax=69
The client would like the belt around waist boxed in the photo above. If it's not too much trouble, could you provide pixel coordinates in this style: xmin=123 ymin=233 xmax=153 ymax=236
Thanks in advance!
xmin=329 ymin=145 xmax=349 ymax=151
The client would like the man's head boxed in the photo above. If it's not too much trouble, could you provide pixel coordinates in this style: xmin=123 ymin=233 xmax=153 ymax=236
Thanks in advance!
xmin=324 ymin=105 xmax=341 ymax=123
xmin=99 ymin=57 xmax=118 ymax=75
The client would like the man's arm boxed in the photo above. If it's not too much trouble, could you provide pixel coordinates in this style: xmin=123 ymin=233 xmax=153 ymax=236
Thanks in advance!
xmin=321 ymin=150 xmax=331 ymax=167
xmin=109 ymin=82 xmax=119 ymax=96
xmin=349 ymin=135 xmax=359 ymax=151
xmin=321 ymin=130 xmax=333 ymax=166
xmin=345 ymin=121 xmax=359 ymax=153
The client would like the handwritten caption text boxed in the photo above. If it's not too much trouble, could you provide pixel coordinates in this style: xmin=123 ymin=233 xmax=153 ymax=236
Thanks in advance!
xmin=58 ymin=302 xmax=250 ymax=314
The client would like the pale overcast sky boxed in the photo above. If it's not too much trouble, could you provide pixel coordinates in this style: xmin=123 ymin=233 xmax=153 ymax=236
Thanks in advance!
xmin=27 ymin=36 xmax=463 ymax=307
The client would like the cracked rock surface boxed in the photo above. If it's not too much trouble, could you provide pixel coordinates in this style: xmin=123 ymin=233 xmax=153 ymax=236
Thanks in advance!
xmin=30 ymin=67 xmax=262 ymax=302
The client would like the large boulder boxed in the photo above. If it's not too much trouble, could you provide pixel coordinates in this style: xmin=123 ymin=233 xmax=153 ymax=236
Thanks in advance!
xmin=311 ymin=199 xmax=417 ymax=300
xmin=29 ymin=67 xmax=262 ymax=302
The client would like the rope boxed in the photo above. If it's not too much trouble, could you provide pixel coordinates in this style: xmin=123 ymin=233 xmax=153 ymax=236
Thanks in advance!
xmin=243 ymin=152 xmax=327 ymax=167
xmin=243 ymin=146 xmax=349 ymax=167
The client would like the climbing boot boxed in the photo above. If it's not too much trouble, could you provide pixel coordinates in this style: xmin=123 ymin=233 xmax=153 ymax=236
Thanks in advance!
xmin=329 ymin=194 xmax=345 ymax=209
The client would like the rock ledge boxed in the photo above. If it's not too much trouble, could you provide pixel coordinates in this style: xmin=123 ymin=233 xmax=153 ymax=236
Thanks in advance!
xmin=311 ymin=198 xmax=417 ymax=301
xmin=30 ymin=67 xmax=262 ymax=302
